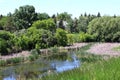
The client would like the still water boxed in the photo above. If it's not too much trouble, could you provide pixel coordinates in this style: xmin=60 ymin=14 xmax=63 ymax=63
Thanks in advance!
xmin=0 ymin=51 xmax=80 ymax=80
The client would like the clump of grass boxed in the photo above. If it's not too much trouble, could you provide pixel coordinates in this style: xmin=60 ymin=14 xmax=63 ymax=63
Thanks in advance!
xmin=112 ymin=46 xmax=120 ymax=51
xmin=28 ymin=54 xmax=39 ymax=61
xmin=0 ymin=60 xmax=6 ymax=66
xmin=0 ymin=57 xmax=23 ymax=66
xmin=6 ymin=57 xmax=23 ymax=65
xmin=50 ymin=46 xmax=59 ymax=53
xmin=28 ymin=49 xmax=39 ymax=61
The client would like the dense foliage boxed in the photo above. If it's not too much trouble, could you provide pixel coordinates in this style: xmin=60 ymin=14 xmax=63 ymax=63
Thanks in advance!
xmin=12 ymin=5 xmax=37 ymax=30
xmin=55 ymin=28 xmax=67 ymax=46
xmin=31 ymin=19 xmax=56 ymax=32
xmin=1 ymin=5 xmax=120 ymax=55
xmin=87 ymin=17 xmax=120 ymax=42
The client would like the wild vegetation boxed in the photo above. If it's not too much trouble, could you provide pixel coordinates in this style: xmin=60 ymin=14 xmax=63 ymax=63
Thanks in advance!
xmin=40 ymin=57 xmax=120 ymax=80
xmin=1 ymin=5 xmax=120 ymax=80
xmin=1 ymin=5 xmax=120 ymax=55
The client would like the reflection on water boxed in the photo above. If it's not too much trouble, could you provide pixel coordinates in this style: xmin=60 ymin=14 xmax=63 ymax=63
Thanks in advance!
xmin=1 ymin=51 xmax=80 ymax=80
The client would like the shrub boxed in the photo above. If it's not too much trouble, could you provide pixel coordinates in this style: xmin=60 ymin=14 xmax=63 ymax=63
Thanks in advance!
xmin=26 ymin=28 xmax=55 ymax=49
xmin=31 ymin=19 xmax=56 ymax=32
xmin=0 ymin=39 xmax=8 ymax=55
xmin=0 ymin=30 xmax=14 ymax=40
xmin=79 ymin=33 xmax=94 ymax=42
xmin=67 ymin=34 xmax=74 ymax=45
xmin=67 ymin=33 xmax=95 ymax=43
xmin=55 ymin=28 xmax=68 ymax=46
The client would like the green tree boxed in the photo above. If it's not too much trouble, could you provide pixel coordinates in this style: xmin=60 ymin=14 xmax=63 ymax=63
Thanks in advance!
xmin=97 ymin=12 xmax=101 ymax=17
xmin=4 ymin=14 xmax=15 ymax=32
xmin=87 ymin=16 xmax=120 ymax=42
xmin=76 ymin=14 xmax=96 ymax=33
xmin=13 ymin=5 xmax=37 ymax=30
xmin=57 ymin=12 xmax=72 ymax=21
xmin=77 ymin=16 xmax=89 ymax=32
xmin=37 ymin=13 xmax=50 ymax=20
xmin=0 ymin=16 xmax=8 ymax=30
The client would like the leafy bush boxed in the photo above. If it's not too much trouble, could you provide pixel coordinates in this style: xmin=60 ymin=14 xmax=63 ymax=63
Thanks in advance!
xmin=0 ymin=30 xmax=14 ymax=40
xmin=67 ymin=33 xmax=95 ymax=43
xmin=79 ymin=33 xmax=94 ymax=42
xmin=26 ymin=28 xmax=55 ymax=49
xmin=67 ymin=34 xmax=74 ymax=45
xmin=0 ymin=39 xmax=8 ymax=55
xmin=31 ymin=19 xmax=56 ymax=32
xmin=0 ymin=31 xmax=18 ymax=55
xmin=55 ymin=28 xmax=68 ymax=46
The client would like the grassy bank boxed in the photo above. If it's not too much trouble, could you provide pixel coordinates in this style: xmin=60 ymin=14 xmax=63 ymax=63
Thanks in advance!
xmin=40 ymin=57 xmax=120 ymax=80
xmin=38 ymin=43 xmax=120 ymax=80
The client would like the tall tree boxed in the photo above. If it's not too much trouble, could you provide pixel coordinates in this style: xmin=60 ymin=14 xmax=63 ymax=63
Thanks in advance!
xmin=57 ymin=12 xmax=72 ymax=21
xmin=84 ymin=12 xmax=87 ymax=17
xmin=52 ymin=14 xmax=57 ymax=24
xmin=13 ymin=5 xmax=37 ymax=30
xmin=113 ymin=14 xmax=116 ymax=18
xmin=97 ymin=12 xmax=101 ymax=17
xmin=4 ymin=17 xmax=15 ymax=32
xmin=72 ymin=17 xmax=78 ymax=32
xmin=37 ymin=13 xmax=50 ymax=20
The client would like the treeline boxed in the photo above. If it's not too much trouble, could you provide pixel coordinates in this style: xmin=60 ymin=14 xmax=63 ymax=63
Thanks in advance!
xmin=0 ymin=5 xmax=120 ymax=55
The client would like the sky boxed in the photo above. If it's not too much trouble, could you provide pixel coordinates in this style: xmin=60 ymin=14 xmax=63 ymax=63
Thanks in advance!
xmin=0 ymin=0 xmax=120 ymax=18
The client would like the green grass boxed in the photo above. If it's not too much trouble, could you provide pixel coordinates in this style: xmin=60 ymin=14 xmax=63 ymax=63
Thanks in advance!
xmin=112 ymin=46 xmax=120 ymax=51
xmin=38 ymin=43 xmax=120 ymax=80
xmin=39 ymin=57 xmax=120 ymax=80
xmin=0 ymin=57 xmax=24 ymax=66
xmin=76 ymin=43 xmax=102 ymax=63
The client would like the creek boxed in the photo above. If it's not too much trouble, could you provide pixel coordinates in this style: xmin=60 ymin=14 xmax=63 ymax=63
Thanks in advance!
xmin=0 ymin=50 xmax=80 ymax=80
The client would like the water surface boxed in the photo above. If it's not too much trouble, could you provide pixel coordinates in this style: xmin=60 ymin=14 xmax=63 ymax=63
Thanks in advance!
xmin=0 ymin=51 xmax=80 ymax=80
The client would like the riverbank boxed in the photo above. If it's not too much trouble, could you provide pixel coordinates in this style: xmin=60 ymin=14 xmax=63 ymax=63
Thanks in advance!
xmin=87 ymin=43 xmax=120 ymax=57
xmin=1 ymin=42 xmax=120 ymax=61
xmin=0 ymin=43 xmax=87 ymax=60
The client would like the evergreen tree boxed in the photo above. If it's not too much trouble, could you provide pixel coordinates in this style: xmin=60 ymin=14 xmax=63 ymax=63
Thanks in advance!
xmin=97 ymin=12 xmax=101 ymax=17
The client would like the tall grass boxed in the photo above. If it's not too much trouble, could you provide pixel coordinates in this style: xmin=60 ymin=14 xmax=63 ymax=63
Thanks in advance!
xmin=39 ymin=57 xmax=120 ymax=80
xmin=38 ymin=43 xmax=120 ymax=80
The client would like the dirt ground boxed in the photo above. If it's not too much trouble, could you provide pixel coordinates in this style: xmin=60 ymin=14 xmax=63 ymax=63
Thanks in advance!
xmin=87 ymin=43 xmax=120 ymax=56
xmin=0 ymin=51 xmax=30 ymax=60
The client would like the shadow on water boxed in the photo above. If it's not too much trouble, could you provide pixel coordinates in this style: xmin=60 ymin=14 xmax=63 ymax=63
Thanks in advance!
xmin=0 ymin=50 xmax=80 ymax=80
